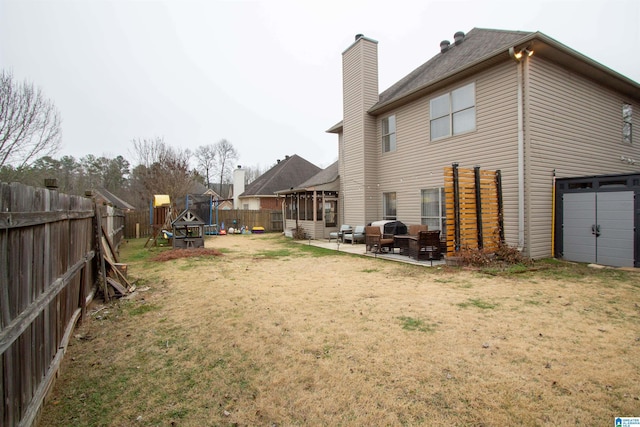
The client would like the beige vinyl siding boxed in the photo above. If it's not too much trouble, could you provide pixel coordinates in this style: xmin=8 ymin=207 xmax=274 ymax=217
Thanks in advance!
xmin=341 ymin=37 xmax=378 ymax=227
xmin=526 ymin=58 xmax=640 ymax=258
xmin=371 ymin=62 xmax=522 ymax=248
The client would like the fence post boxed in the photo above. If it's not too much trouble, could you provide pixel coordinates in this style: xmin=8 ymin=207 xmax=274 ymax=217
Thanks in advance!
xmin=452 ymin=163 xmax=460 ymax=252
xmin=94 ymin=202 xmax=109 ymax=302
xmin=496 ymin=170 xmax=505 ymax=243
xmin=474 ymin=166 xmax=483 ymax=249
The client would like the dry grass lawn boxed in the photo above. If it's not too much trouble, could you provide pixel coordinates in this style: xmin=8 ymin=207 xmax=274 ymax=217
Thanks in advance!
xmin=38 ymin=234 xmax=640 ymax=426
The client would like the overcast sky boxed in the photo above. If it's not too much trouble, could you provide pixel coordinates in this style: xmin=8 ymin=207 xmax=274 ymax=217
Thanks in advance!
xmin=1 ymin=0 xmax=639 ymax=171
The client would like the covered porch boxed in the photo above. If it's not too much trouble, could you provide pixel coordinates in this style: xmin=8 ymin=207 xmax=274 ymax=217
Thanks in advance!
xmin=280 ymin=190 xmax=339 ymax=240
xmin=276 ymin=161 xmax=341 ymax=240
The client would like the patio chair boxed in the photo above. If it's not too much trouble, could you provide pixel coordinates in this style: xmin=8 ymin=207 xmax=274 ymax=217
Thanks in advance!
xmin=329 ymin=224 xmax=352 ymax=242
xmin=343 ymin=225 xmax=365 ymax=244
xmin=365 ymin=226 xmax=394 ymax=253
xmin=408 ymin=224 xmax=428 ymax=236
xmin=408 ymin=230 xmax=442 ymax=261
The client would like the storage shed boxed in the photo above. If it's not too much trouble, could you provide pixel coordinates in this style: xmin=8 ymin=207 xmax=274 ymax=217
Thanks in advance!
xmin=171 ymin=209 xmax=205 ymax=249
xmin=554 ymin=173 xmax=640 ymax=268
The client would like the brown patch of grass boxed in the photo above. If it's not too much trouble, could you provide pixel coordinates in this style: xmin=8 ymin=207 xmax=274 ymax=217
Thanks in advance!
xmin=38 ymin=234 xmax=640 ymax=426
xmin=152 ymin=247 xmax=223 ymax=262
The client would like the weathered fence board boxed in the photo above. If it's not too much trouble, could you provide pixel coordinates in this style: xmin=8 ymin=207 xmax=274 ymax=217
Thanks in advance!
xmin=124 ymin=208 xmax=283 ymax=239
xmin=0 ymin=182 xmax=120 ymax=427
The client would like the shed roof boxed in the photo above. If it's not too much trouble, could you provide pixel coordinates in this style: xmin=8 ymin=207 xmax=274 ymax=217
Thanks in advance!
xmin=94 ymin=187 xmax=135 ymax=210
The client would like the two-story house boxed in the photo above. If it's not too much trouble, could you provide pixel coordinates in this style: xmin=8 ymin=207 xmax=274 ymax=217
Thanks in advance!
xmin=329 ymin=28 xmax=640 ymax=266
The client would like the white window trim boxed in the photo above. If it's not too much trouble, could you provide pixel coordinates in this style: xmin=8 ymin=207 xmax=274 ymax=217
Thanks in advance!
xmin=429 ymin=82 xmax=476 ymax=141
xmin=382 ymin=115 xmax=396 ymax=153
xmin=421 ymin=187 xmax=446 ymax=234
xmin=383 ymin=191 xmax=396 ymax=220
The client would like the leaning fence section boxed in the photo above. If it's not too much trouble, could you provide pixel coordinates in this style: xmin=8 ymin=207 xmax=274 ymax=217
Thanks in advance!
xmin=444 ymin=164 xmax=504 ymax=256
xmin=0 ymin=182 xmax=99 ymax=427
xmin=101 ymin=205 xmax=125 ymax=253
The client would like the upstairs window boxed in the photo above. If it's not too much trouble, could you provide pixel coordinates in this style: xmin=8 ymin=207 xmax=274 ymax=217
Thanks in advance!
xmin=382 ymin=115 xmax=396 ymax=152
xmin=623 ymin=103 xmax=632 ymax=144
xmin=430 ymin=82 xmax=476 ymax=140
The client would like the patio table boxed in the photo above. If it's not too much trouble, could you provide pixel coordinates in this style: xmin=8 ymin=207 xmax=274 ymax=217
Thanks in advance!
xmin=393 ymin=235 xmax=414 ymax=255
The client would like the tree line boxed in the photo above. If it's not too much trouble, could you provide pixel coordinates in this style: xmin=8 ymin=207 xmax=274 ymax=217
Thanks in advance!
xmin=0 ymin=70 xmax=266 ymax=210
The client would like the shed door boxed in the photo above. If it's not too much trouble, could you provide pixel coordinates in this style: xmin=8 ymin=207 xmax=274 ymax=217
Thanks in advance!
xmin=595 ymin=191 xmax=634 ymax=267
xmin=562 ymin=191 xmax=634 ymax=267
xmin=563 ymin=193 xmax=596 ymax=264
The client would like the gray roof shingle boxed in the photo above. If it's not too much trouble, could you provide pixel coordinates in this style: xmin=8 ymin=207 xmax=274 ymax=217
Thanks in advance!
xmin=241 ymin=154 xmax=322 ymax=197
xmin=374 ymin=28 xmax=533 ymax=110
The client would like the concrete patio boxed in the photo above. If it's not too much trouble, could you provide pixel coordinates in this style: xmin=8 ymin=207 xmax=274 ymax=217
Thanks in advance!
xmin=295 ymin=238 xmax=446 ymax=267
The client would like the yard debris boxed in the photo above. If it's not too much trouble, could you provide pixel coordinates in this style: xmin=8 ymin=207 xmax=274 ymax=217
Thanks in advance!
xmin=99 ymin=223 xmax=135 ymax=299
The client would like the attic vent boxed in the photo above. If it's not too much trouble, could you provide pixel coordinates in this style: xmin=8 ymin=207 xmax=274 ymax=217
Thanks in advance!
xmin=440 ymin=40 xmax=451 ymax=53
xmin=355 ymin=33 xmax=364 ymax=41
xmin=454 ymin=31 xmax=465 ymax=45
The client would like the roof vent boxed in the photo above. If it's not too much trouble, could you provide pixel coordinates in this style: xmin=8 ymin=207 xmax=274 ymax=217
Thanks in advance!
xmin=454 ymin=31 xmax=465 ymax=45
xmin=355 ymin=33 xmax=364 ymax=41
xmin=440 ymin=40 xmax=451 ymax=53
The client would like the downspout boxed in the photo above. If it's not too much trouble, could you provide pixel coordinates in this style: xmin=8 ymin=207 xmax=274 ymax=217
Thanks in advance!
xmin=516 ymin=53 xmax=525 ymax=251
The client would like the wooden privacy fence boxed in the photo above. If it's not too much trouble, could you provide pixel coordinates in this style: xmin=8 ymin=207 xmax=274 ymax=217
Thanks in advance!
xmin=0 ymin=182 xmax=124 ymax=427
xmin=123 ymin=210 xmax=153 ymax=239
xmin=194 ymin=208 xmax=283 ymax=233
xmin=444 ymin=164 xmax=504 ymax=256
xmin=124 ymin=208 xmax=283 ymax=239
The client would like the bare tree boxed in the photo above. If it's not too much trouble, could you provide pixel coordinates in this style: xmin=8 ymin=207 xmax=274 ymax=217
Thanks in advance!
xmin=131 ymin=136 xmax=169 ymax=169
xmin=243 ymin=164 xmax=265 ymax=185
xmin=0 ymin=70 xmax=62 ymax=168
xmin=130 ymin=137 xmax=194 ymax=207
xmin=213 ymin=139 xmax=238 ymax=189
xmin=194 ymin=144 xmax=216 ymax=189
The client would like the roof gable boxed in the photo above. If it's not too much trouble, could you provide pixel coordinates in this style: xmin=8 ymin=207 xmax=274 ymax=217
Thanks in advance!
xmin=241 ymin=155 xmax=322 ymax=197
xmin=276 ymin=161 xmax=339 ymax=194
xmin=172 ymin=209 xmax=204 ymax=226
xmin=371 ymin=27 xmax=640 ymax=113
xmin=375 ymin=28 xmax=533 ymax=110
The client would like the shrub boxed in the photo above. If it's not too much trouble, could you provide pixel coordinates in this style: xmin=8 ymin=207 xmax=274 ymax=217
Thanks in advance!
xmin=456 ymin=242 xmax=531 ymax=268
xmin=292 ymin=227 xmax=307 ymax=240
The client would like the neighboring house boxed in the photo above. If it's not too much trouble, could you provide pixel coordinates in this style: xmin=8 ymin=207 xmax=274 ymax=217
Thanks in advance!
xmin=328 ymin=28 xmax=640 ymax=265
xmin=202 ymin=188 xmax=233 ymax=210
xmin=237 ymin=155 xmax=322 ymax=210
xmin=276 ymin=161 xmax=340 ymax=239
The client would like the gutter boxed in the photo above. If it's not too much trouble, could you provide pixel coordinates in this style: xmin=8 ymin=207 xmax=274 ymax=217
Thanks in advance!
xmin=516 ymin=56 xmax=525 ymax=251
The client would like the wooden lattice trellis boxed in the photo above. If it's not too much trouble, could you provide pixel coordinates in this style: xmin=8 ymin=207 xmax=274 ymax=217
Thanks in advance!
xmin=444 ymin=164 xmax=504 ymax=256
